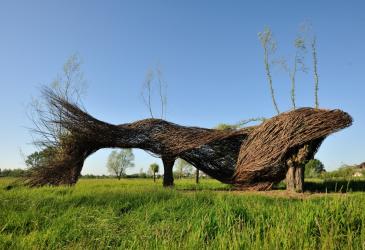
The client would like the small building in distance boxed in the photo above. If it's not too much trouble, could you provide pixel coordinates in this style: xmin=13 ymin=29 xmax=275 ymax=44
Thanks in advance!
xmin=358 ymin=162 xmax=365 ymax=169
xmin=353 ymin=171 xmax=363 ymax=177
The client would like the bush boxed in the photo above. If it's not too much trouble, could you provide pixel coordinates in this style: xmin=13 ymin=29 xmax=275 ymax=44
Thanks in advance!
xmin=305 ymin=159 xmax=325 ymax=178
xmin=0 ymin=168 xmax=27 ymax=177
xmin=322 ymin=165 xmax=363 ymax=179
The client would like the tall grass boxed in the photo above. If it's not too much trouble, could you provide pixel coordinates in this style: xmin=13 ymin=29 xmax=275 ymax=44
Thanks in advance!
xmin=1 ymin=178 xmax=364 ymax=249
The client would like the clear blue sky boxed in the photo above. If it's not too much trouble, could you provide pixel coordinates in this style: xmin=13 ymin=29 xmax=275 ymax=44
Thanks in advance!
xmin=0 ymin=0 xmax=364 ymax=175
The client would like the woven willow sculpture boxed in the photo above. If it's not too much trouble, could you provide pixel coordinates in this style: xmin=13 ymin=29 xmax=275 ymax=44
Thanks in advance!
xmin=26 ymin=89 xmax=352 ymax=190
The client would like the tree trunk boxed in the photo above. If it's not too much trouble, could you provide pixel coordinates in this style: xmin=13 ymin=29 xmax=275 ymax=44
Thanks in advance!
xmin=295 ymin=166 xmax=304 ymax=192
xmin=153 ymin=172 xmax=156 ymax=182
xmin=195 ymin=169 xmax=199 ymax=184
xmin=286 ymin=166 xmax=295 ymax=192
xmin=162 ymin=157 xmax=175 ymax=187
xmin=286 ymin=165 xmax=305 ymax=192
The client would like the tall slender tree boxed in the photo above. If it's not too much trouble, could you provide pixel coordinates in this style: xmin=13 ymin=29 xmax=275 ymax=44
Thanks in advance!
xmin=312 ymin=36 xmax=319 ymax=108
xmin=258 ymin=27 xmax=280 ymax=114
xmin=141 ymin=66 xmax=168 ymax=119
xmin=278 ymin=36 xmax=307 ymax=110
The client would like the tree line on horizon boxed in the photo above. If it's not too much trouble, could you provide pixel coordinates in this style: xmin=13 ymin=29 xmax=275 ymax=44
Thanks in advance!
xmin=4 ymin=158 xmax=365 ymax=180
xmin=19 ymin=147 xmax=206 ymax=182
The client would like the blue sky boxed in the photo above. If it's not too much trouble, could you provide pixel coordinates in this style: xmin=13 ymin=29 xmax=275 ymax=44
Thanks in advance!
xmin=0 ymin=0 xmax=364 ymax=175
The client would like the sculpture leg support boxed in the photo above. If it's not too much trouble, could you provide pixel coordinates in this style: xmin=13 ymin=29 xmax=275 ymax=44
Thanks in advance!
xmin=285 ymin=144 xmax=309 ymax=192
xmin=162 ymin=157 xmax=175 ymax=187
xmin=286 ymin=165 xmax=295 ymax=192
xmin=286 ymin=165 xmax=304 ymax=192
xmin=294 ymin=167 xmax=304 ymax=192
xmin=195 ymin=169 xmax=200 ymax=184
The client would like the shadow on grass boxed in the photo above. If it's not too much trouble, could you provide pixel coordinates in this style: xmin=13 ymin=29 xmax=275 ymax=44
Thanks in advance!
xmin=304 ymin=179 xmax=365 ymax=193
xmin=273 ymin=178 xmax=365 ymax=193
xmin=4 ymin=177 xmax=365 ymax=193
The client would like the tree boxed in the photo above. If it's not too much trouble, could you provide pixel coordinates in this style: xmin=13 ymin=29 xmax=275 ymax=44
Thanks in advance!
xmin=106 ymin=149 xmax=135 ymax=180
xmin=139 ymin=168 xmax=147 ymax=178
xmin=150 ymin=163 xmax=159 ymax=182
xmin=258 ymin=27 xmax=280 ymax=114
xmin=312 ymin=36 xmax=319 ymax=108
xmin=175 ymin=159 xmax=201 ymax=183
xmin=141 ymin=66 xmax=172 ymax=186
xmin=175 ymin=158 xmax=193 ymax=179
xmin=300 ymin=22 xmax=320 ymax=108
xmin=259 ymin=24 xmax=322 ymax=192
xmin=305 ymin=159 xmax=325 ymax=178
xmin=278 ymin=35 xmax=307 ymax=110
xmin=141 ymin=66 xmax=167 ymax=119
xmin=25 ymin=147 xmax=58 ymax=171
xmin=195 ymin=168 xmax=200 ymax=184
xmin=0 ymin=168 xmax=27 ymax=177
xmin=25 ymin=151 xmax=46 ymax=169
xmin=215 ymin=123 xmax=239 ymax=131
xmin=29 ymin=53 xmax=87 ymax=149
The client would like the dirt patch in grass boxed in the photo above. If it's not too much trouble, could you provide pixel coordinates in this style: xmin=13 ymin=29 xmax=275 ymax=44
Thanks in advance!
xmin=180 ymin=189 xmax=348 ymax=200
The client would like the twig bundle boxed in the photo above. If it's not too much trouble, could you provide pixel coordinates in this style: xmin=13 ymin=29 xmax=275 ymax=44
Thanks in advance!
xmin=25 ymin=90 xmax=352 ymax=189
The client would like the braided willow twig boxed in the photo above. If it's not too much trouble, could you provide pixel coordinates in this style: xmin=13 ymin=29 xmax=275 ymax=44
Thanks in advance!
xmin=25 ymin=89 xmax=352 ymax=190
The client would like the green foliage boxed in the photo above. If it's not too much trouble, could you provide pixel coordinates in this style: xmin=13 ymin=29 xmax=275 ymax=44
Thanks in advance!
xmin=0 ymin=169 xmax=26 ymax=177
xmin=106 ymin=149 xmax=135 ymax=180
xmin=149 ymin=163 xmax=159 ymax=182
xmin=149 ymin=163 xmax=159 ymax=174
xmin=1 ymin=178 xmax=365 ymax=249
xmin=214 ymin=123 xmax=239 ymax=131
xmin=24 ymin=148 xmax=55 ymax=169
xmin=304 ymin=159 xmax=325 ymax=178
xmin=322 ymin=165 xmax=365 ymax=179
xmin=174 ymin=158 xmax=193 ymax=178
xmin=25 ymin=151 xmax=43 ymax=169
xmin=215 ymin=118 xmax=266 ymax=131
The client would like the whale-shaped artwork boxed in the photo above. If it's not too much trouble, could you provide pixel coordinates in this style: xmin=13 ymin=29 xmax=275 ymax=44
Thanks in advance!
xmin=26 ymin=90 xmax=352 ymax=190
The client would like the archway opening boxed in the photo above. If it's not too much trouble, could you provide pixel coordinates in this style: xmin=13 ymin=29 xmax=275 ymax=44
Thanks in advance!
xmin=82 ymin=148 xmax=163 ymax=178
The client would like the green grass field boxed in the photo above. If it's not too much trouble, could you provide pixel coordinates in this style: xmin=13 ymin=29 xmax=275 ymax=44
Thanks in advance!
xmin=1 ymin=178 xmax=365 ymax=249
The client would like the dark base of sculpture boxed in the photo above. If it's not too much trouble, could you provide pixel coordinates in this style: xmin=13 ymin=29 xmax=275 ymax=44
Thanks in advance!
xmin=286 ymin=166 xmax=304 ymax=192
xmin=162 ymin=158 xmax=175 ymax=187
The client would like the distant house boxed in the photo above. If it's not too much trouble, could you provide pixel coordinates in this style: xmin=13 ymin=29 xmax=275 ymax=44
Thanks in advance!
xmin=353 ymin=172 xmax=363 ymax=177
xmin=358 ymin=162 xmax=365 ymax=169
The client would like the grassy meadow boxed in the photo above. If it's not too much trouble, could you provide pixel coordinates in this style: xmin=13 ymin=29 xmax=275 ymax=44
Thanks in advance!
xmin=1 ymin=177 xmax=365 ymax=249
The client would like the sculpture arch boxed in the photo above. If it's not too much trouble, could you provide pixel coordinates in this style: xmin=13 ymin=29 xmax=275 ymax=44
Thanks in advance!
xmin=26 ymin=90 xmax=352 ymax=190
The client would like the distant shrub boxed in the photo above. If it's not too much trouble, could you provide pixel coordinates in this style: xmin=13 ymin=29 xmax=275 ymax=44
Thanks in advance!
xmin=322 ymin=165 xmax=364 ymax=179
xmin=80 ymin=174 xmax=113 ymax=179
xmin=0 ymin=168 xmax=27 ymax=177
xmin=305 ymin=159 xmax=325 ymax=178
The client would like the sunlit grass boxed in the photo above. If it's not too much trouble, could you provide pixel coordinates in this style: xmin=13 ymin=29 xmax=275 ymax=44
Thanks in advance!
xmin=1 ymin=178 xmax=365 ymax=249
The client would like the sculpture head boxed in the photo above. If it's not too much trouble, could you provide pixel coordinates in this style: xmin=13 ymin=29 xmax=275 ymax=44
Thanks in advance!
xmin=233 ymin=107 xmax=352 ymax=188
